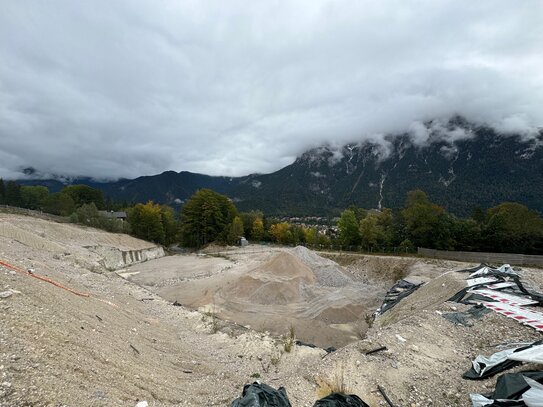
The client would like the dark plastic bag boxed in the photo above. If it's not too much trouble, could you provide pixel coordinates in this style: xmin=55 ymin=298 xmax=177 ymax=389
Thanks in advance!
xmin=313 ymin=393 xmax=369 ymax=407
xmin=230 ymin=382 xmax=292 ymax=407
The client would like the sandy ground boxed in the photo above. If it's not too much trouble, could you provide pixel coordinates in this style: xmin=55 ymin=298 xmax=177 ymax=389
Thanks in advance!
xmin=1 ymin=212 xmax=543 ymax=407
xmin=121 ymin=247 xmax=385 ymax=348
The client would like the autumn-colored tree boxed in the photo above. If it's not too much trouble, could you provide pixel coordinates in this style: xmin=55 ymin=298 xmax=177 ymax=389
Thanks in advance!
xmin=269 ymin=222 xmax=290 ymax=244
xmin=128 ymin=201 xmax=165 ymax=244
xmin=251 ymin=218 xmax=264 ymax=241
xmin=304 ymin=227 xmax=318 ymax=246
xmin=240 ymin=210 xmax=264 ymax=240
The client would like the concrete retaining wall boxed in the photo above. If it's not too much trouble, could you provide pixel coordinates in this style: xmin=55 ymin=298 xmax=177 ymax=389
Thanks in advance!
xmin=87 ymin=245 xmax=165 ymax=270
xmin=418 ymin=247 xmax=543 ymax=266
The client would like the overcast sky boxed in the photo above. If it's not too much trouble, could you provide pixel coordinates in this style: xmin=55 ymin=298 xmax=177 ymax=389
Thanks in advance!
xmin=1 ymin=1 xmax=542 ymax=180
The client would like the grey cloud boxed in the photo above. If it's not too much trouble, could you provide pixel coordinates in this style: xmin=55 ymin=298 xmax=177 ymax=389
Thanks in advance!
xmin=0 ymin=0 xmax=542 ymax=179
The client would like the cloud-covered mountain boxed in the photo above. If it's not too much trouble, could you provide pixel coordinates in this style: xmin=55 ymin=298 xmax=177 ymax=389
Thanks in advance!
xmin=18 ymin=119 xmax=543 ymax=216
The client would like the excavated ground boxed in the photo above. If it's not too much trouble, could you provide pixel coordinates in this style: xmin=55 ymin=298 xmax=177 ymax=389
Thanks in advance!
xmin=1 ymin=213 xmax=542 ymax=407
xmin=122 ymin=246 xmax=386 ymax=348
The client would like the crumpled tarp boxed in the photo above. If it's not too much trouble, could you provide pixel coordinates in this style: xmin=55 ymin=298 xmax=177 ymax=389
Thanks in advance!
xmin=450 ymin=264 xmax=543 ymax=307
xmin=443 ymin=304 xmax=491 ymax=327
xmin=464 ymin=341 xmax=543 ymax=380
xmin=469 ymin=264 xmax=517 ymax=278
xmin=312 ymin=393 xmax=369 ymax=407
xmin=508 ymin=344 xmax=543 ymax=364
xmin=523 ymin=377 xmax=543 ymax=407
xmin=374 ymin=279 xmax=423 ymax=317
xmin=470 ymin=371 xmax=543 ymax=406
xmin=231 ymin=382 xmax=292 ymax=407
xmin=463 ymin=348 xmax=521 ymax=380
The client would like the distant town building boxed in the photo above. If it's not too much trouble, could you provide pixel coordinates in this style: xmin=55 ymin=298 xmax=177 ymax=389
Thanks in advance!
xmin=99 ymin=211 xmax=127 ymax=221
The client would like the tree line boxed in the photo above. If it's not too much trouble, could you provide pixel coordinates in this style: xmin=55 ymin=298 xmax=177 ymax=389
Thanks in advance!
xmin=336 ymin=190 xmax=543 ymax=255
xmin=1 ymin=179 xmax=542 ymax=255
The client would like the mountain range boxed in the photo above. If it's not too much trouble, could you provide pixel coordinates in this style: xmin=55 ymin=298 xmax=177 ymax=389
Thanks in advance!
xmin=18 ymin=118 xmax=543 ymax=217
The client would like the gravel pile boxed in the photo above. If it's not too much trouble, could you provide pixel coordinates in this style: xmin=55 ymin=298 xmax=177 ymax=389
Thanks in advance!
xmin=290 ymin=246 xmax=353 ymax=287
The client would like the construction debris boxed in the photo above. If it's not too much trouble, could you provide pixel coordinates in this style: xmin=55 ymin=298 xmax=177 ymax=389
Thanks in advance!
xmin=373 ymin=279 xmax=423 ymax=317
xmin=313 ymin=392 xmax=369 ymax=407
xmin=365 ymin=346 xmax=387 ymax=355
xmin=470 ymin=371 xmax=543 ymax=407
xmin=230 ymin=382 xmax=292 ymax=407
xmin=449 ymin=264 xmax=543 ymax=332
xmin=442 ymin=304 xmax=491 ymax=326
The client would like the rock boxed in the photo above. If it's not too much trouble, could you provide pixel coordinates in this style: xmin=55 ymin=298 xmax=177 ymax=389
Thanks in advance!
xmin=0 ymin=291 xmax=13 ymax=298
xmin=135 ymin=401 xmax=148 ymax=407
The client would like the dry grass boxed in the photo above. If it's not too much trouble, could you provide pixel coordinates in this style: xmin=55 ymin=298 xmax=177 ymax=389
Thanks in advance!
xmin=315 ymin=361 xmax=348 ymax=399
xmin=283 ymin=325 xmax=296 ymax=353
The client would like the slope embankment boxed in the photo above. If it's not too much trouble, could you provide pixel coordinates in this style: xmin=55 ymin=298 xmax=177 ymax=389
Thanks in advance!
xmin=2 ymin=213 xmax=543 ymax=406
xmin=0 ymin=214 xmax=164 ymax=270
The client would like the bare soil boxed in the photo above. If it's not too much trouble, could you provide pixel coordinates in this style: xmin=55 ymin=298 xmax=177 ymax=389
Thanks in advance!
xmin=1 ymin=213 xmax=542 ymax=407
xmin=122 ymin=247 xmax=384 ymax=348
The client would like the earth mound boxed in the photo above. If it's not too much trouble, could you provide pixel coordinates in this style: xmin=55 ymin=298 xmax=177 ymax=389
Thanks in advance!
xmin=224 ymin=252 xmax=316 ymax=305
xmin=291 ymin=246 xmax=353 ymax=287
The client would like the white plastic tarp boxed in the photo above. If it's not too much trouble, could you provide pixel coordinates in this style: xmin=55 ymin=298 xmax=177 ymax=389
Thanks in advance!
xmin=469 ymin=264 xmax=517 ymax=278
xmin=469 ymin=266 xmax=492 ymax=278
xmin=524 ymin=376 xmax=543 ymax=407
xmin=508 ymin=345 xmax=543 ymax=364
xmin=469 ymin=395 xmax=521 ymax=407
xmin=485 ymin=282 xmax=517 ymax=290
xmin=467 ymin=277 xmax=498 ymax=287
xmin=470 ymin=394 xmax=493 ymax=407
xmin=471 ymin=348 xmax=517 ymax=376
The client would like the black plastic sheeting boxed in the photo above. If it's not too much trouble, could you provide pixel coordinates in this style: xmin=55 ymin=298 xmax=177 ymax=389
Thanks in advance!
xmin=374 ymin=279 xmax=423 ymax=317
xmin=464 ymin=340 xmax=543 ymax=380
xmin=475 ymin=371 xmax=543 ymax=406
xmin=230 ymin=384 xmax=371 ymax=407
xmin=442 ymin=304 xmax=491 ymax=327
xmin=464 ymin=357 xmax=521 ymax=381
xmin=230 ymin=382 xmax=292 ymax=407
xmin=312 ymin=393 xmax=370 ymax=407
xmin=494 ymin=371 xmax=543 ymax=399
xmin=295 ymin=340 xmax=336 ymax=354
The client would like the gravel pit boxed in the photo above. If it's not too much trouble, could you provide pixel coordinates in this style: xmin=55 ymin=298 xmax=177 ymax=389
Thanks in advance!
xmin=121 ymin=246 xmax=388 ymax=348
